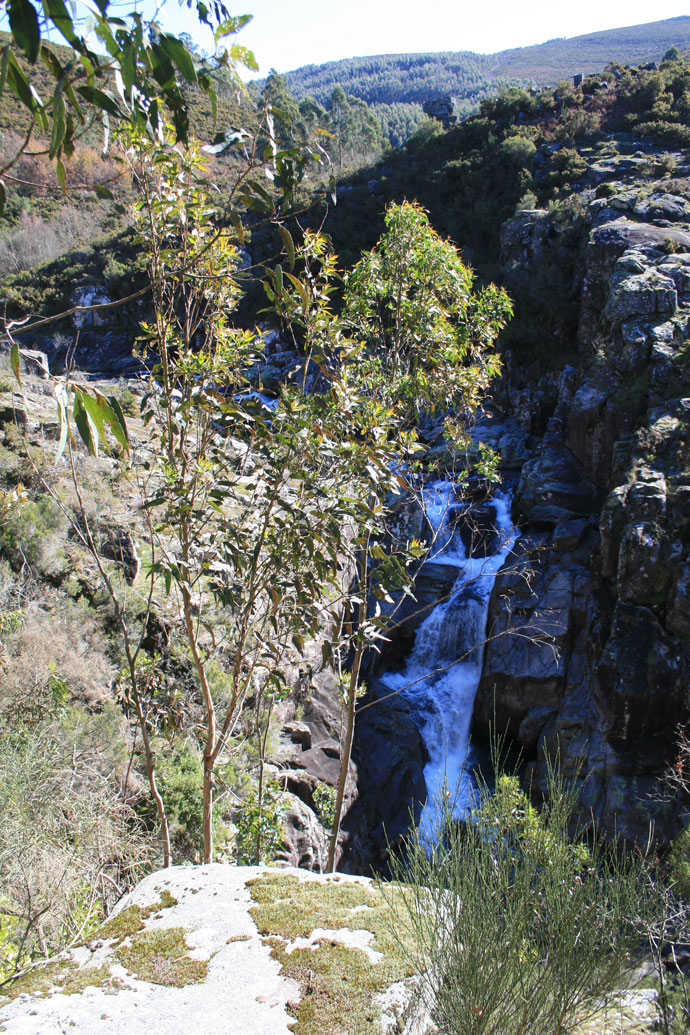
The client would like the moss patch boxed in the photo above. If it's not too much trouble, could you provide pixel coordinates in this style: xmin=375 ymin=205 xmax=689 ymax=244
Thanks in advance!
xmin=94 ymin=890 xmax=178 ymax=943
xmin=248 ymin=874 xmax=415 ymax=1035
xmin=1 ymin=961 xmax=114 ymax=1002
xmin=116 ymin=927 xmax=207 ymax=987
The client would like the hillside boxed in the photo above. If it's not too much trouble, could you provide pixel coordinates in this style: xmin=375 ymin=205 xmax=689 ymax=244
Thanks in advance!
xmin=284 ymin=16 xmax=690 ymax=108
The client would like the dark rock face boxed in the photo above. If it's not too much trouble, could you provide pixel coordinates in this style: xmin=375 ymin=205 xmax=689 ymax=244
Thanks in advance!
xmin=471 ymin=165 xmax=690 ymax=844
xmin=342 ymin=677 xmax=428 ymax=873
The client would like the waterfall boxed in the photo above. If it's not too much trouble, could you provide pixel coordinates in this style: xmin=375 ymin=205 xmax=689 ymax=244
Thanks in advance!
xmin=381 ymin=482 xmax=516 ymax=840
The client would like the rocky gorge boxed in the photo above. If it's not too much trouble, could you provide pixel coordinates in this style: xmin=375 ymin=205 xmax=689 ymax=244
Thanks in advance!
xmin=16 ymin=152 xmax=690 ymax=872
xmin=4 ymin=123 xmax=690 ymax=880
xmin=330 ymin=147 xmax=690 ymax=863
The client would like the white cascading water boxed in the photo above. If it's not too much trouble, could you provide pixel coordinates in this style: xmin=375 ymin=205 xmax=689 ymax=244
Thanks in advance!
xmin=380 ymin=480 xmax=516 ymax=841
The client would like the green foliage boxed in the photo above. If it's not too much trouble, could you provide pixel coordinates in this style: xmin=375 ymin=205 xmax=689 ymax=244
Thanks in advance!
xmin=312 ymin=782 xmax=337 ymax=832
xmin=388 ymin=759 xmax=659 ymax=1035
xmin=157 ymin=749 xmax=205 ymax=857
xmin=343 ymin=200 xmax=509 ymax=422
xmin=234 ymin=779 xmax=285 ymax=865
xmin=668 ymin=827 xmax=690 ymax=898
xmin=0 ymin=493 xmax=67 ymax=574
xmin=324 ymin=84 xmax=385 ymax=169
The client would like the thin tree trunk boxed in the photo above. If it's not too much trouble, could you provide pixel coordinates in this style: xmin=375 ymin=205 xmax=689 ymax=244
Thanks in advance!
xmin=326 ymin=659 xmax=360 ymax=872
xmin=182 ymin=590 xmax=216 ymax=864
xmin=327 ymin=545 xmax=369 ymax=873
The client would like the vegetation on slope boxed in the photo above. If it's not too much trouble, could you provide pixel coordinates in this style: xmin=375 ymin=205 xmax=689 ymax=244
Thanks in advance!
xmin=280 ymin=16 xmax=690 ymax=145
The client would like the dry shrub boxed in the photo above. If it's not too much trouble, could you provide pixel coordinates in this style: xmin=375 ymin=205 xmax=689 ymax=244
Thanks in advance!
xmin=0 ymin=710 xmax=154 ymax=972
xmin=0 ymin=598 xmax=114 ymax=712
xmin=0 ymin=132 xmax=127 ymax=197
xmin=0 ymin=206 xmax=101 ymax=276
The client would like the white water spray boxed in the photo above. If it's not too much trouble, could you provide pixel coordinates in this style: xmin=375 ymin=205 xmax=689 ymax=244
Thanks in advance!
xmin=381 ymin=481 xmax=516 ymax=841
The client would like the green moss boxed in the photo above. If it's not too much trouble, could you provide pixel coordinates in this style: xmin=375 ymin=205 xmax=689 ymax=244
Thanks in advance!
xmin=116 ymin=927 xmax=207 ymax=987
xmin=1 ymin=960 xmax=114 ymax=1001
xmin=248 ymin=874 xmax=415 ymax=1035
xmin=60 ymin=965 xmax=114 ymax=995
xmin=94 ymin=890 xmax=177 ymax=943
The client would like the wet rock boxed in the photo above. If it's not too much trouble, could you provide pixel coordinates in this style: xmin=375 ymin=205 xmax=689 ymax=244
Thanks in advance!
xmin=344 ymin=679 xmax=427 ymax=871
xmin=668 ymin=562 xmax=690 ymax=641
xmin=514 ymin=445 xmax=597 ymax=527
xmin=473 ymin=542 xmax=580 ymax=739
xmin=517 ymin=705 xmax=557 ymax=750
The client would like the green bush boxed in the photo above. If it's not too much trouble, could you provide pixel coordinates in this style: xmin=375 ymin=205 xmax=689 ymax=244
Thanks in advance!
xmin=0 ymin=494 xmax=68 ymax=575
xmin=668 ymin=827 xmax=690 ymax=899
xmin=157 ymin=748 xmax=204 ymax=857
xmin=388 ymin=759 xmax=659 ymax=1035
xmin=234 ymin=779 xmax=285 ymax=865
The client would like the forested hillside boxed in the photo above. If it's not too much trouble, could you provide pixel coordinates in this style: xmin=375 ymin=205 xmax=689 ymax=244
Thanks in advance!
xmin=284 ymin=16 xmax=690 ymax=105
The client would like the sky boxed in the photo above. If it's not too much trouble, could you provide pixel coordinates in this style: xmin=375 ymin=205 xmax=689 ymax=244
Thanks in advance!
xmin=157 ymin=0 xmax=690 ymax=77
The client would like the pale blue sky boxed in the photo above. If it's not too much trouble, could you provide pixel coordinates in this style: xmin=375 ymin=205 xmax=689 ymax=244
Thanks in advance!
xmin=156 ymin=0 xmax=690 ymax=77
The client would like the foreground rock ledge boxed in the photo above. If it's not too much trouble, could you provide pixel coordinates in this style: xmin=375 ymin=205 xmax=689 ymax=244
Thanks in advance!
xmin=0 ymin=863 xmax=659 ymax=1035
xmin=0 ymin=864 xmax=379 ymax=1035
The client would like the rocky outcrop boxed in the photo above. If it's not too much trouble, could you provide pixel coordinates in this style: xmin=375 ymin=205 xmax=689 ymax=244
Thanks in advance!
xmin=0 ymin=865 xmax=419 ymax=1035
xmin=343 ymin=677 xmax=428 ymax=873
xmin=472 ymin=162 xmax=690 ymax=843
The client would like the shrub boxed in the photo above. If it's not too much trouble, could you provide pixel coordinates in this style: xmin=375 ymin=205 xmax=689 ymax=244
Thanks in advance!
xmin=0 ymin=494 xmax=68 ymax=576
xmin=387 ymin=758 xmax=659 ymax=1035
xmin=234 ymin=779 xmax=285 ymax=865
xmin=156 ymin=748 xmax=204 ymax=858
xmin=0 ymin=709 xmax=152 ymax=977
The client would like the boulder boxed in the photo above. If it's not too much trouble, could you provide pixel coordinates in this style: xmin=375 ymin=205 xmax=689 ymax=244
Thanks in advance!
xmin=603 ymin=266 xmax=677 ymax=325
xmin=278 ymin=792 xmax=328 ymax=871
xmin=100 ymin=527 xmax=140 ymax=584
xmin=0 ymin=402 xmax=27 ymax=431
xmin=634 ymin=192 xmax=690 ymax=223
xmin=71 ymin=286 xmax=113 ymax=329
xmin=19 ymin=348 xmax=50 ymax=378
xmin=579 ymin=219 xmax=690 ymax=340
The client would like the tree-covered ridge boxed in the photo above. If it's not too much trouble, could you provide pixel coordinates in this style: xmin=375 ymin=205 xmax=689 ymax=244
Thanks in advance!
xmin=283 ymin=16 xmax=690 ymax=107
xmin=285 ymin=51 xmax=495 ymax=107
